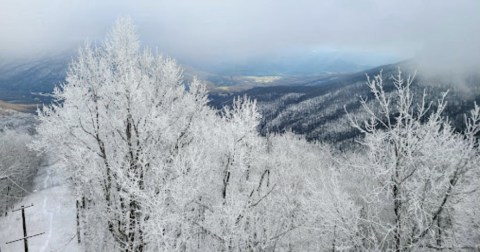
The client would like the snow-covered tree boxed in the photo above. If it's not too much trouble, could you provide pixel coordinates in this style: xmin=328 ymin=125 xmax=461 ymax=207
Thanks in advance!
xmin=263 ymin=132 xmax=361 ymax=251
xmin=34 ymin=18 xmax=329 ymax=252
xmin=33 ymin=17 xmax=221 ymax=251
xmin=32 ymin=15 xmax=480 ymax=252
xmin=0 ymin=129 xmax=42 ymax=215
xmin=346 ymin=70 xmax=480 ymax=251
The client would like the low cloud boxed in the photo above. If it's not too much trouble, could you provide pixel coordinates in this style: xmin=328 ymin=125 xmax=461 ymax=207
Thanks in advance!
xmin=0 ymin=0 xmax=479 ymax=73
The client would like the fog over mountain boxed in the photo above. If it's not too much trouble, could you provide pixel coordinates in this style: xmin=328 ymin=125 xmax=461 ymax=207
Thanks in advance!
xmin=0 ymin=0 xmax=479 ymax=76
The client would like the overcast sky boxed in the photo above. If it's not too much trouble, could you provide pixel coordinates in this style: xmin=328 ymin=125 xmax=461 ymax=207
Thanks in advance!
xmin=1 ymin=0 xmax=479 ymax=70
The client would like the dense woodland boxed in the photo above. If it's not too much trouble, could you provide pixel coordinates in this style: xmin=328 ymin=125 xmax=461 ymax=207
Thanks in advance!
xmin=210 ymin=63 xmax=480 ymax=149
xmin=1 ymin=19 xmax=479 ymax=251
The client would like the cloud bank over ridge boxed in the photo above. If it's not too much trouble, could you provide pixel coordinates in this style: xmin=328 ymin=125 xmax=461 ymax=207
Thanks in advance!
xmin=0 ymin=0 xmax=478 ymax=71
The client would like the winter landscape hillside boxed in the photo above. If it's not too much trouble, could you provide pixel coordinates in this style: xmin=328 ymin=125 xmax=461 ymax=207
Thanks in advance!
xmin=211 ymin=63 xmax=480 ymax=147
xmin=2 ymin=1 xmax=480 ymax=252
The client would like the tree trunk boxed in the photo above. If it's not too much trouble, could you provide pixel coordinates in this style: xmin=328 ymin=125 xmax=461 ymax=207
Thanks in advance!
xmin=76 ymin=199 xmax=82 ymax=244
xmin=393 ymin=183 xmax=401 ymax=252
xmin=436 ymin=215 xmax=442 ymax=248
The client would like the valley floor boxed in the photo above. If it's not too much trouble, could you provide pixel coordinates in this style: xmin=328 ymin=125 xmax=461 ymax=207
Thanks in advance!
xmin=0 ymin=160 xmax=80 ymax=252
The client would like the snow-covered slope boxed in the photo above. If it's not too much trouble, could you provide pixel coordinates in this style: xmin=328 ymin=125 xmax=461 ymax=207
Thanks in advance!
xmin=0 ymin=108 xmax=36 ymax=134
xmin=0 ymin=160 xmax=80 ymax=252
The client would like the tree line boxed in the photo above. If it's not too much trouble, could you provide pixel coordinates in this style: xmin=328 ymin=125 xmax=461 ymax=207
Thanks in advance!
xmin=32 ymin=18 xmax=480 ymax=251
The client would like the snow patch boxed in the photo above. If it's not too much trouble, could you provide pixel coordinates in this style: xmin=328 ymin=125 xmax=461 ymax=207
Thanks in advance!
xmin=0 ymin=162 xmax=81 ymax=252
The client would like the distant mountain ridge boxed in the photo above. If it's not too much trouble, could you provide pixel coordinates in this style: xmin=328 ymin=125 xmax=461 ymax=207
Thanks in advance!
xmin=1 ymin=53 xmax=478 ymax=147
xmin=0 ymin=54 xmax=71 ymax=103
xmin=0 ymin=50 xmax=382 ymax=104
xmin=209 ymin=61 xmax=480 ymax=146
xmin=0 ymin=54 xmax=223 ymax=104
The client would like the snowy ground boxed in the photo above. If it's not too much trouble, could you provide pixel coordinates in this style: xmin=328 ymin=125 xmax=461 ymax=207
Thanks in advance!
xmin=0 ymin=160 xmax=81 ymax=252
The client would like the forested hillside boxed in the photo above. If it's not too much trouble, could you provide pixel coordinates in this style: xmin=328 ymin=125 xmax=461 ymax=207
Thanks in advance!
xmin=24 ymin=19 xmax=480 ymax=251
xmin=210 ymin=63 xmax=480 ymax=147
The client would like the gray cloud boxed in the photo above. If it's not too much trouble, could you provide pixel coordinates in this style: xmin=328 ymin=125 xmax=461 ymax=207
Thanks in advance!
xmin=0 ymin=0 xmax=479 ymax=71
